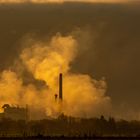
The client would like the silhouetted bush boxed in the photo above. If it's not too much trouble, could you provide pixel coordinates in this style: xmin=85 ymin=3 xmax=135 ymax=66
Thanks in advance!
xmin=0 ymin=115 xmax=140 ymax=137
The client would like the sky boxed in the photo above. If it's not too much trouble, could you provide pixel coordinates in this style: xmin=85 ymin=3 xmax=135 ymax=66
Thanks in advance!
xmin=0 ymin=0 xmax=136 ymax=4
xmin=0 ymin=1 xmax=140 ymax=120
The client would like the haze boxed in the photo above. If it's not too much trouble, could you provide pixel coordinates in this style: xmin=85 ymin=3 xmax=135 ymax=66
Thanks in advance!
xmin=0 ymin=0 xmax=135 ymax=4
xmin=0 ymin=1 xmax=140 ymax=120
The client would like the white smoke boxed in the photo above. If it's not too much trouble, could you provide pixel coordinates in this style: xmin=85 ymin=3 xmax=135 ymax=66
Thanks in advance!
xmin=20 ymin=33 xmax=111 ymax=117
xmin=0 ymin=32 xmax=111 ymax=119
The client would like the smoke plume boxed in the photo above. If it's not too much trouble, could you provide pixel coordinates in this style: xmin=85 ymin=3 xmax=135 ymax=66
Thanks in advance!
xmin=0 ymin=33 xmax=111 ymax=119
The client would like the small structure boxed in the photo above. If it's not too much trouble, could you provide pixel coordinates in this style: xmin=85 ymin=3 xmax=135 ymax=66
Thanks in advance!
xmin=0 ymin=104 xmax=28 ymax=121
xmin=55 ymin=94 xmax=58 ymax=101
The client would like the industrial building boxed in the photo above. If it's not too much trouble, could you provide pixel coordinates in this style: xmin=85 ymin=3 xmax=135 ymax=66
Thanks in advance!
xmin=0 ymin=104 xmax=28 ymax=121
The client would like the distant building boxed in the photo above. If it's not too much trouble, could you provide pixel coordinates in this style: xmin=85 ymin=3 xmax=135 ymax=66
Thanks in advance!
xmin=0 ymin=104 xmax=28 ymax=121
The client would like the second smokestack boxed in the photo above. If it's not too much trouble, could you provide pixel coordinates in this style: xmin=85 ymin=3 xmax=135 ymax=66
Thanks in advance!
xmin=59 ymin=73 xmax=63 ymax=100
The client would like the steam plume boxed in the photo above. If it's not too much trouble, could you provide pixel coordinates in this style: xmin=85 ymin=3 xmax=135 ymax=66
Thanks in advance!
xmin=0 ymin=33 xmax=111 ymax=119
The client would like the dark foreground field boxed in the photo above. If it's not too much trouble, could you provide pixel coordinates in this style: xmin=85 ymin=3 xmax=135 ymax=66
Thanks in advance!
xmin=0 ymin=136 xmax=140 ymax=140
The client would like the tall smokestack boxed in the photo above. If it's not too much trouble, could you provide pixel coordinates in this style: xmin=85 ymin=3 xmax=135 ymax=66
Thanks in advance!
xmin=59 ymin=73 xmax=63 ymax=100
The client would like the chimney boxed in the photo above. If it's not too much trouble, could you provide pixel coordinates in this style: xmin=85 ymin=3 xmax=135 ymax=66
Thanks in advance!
xmin=59 ymin=73 xmax=63 ymax=100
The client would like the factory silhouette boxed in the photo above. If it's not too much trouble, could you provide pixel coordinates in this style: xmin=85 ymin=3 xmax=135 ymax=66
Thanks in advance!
xmin=0 ymin=73 xmax=140 ymax=138
xmin=0 ymin=73 xmax=64 ymax=121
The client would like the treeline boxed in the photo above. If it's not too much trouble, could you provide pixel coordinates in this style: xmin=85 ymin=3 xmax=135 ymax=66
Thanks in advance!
xmin=0 ymin=114 xmax=140 ymax=137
